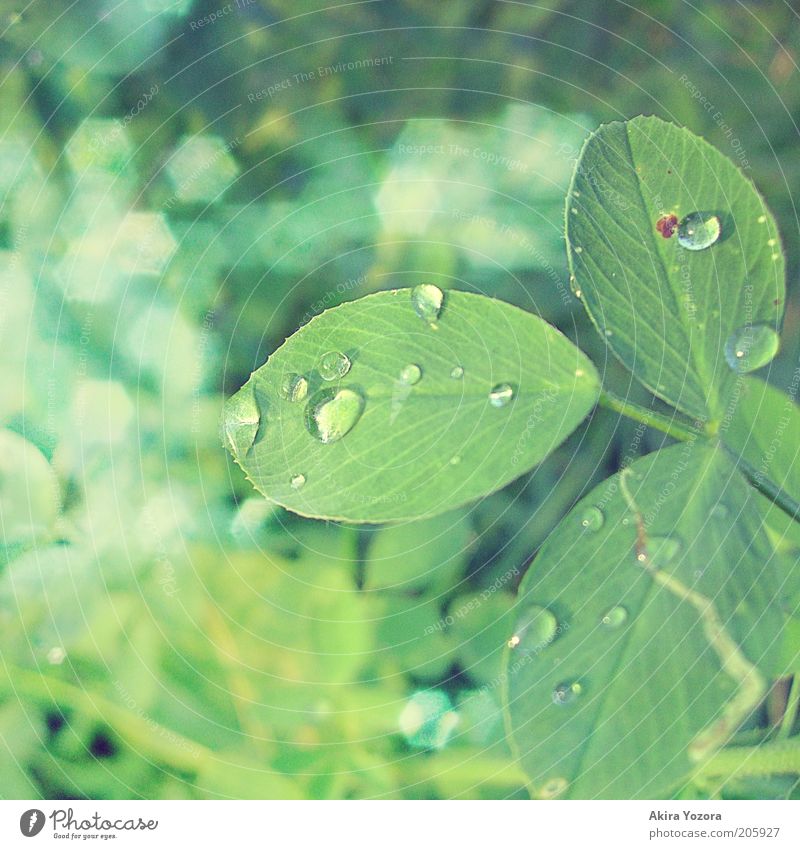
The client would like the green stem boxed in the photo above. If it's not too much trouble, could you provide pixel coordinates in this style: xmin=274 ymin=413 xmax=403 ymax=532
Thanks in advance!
xmin=696 ymin=739 xmax=800 ymax=780
xmin=0 ymin=662 xmax=210 ymax=774
xmin=778 ymin=675 xmax=800 ymax=740
xmin=598 ymin=390 xmax=702 ymax=442
xmin=721 ymin=446 xmax=800 ymax=527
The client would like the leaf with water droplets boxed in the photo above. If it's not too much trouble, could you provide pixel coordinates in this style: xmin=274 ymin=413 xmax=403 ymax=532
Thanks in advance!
xmin=224 ymin=289 xmax=599 ymax=521
xmin=567 ymin=116 xmax=784 ymax=421
xmin=505 ymin=443 xmax=790 ymax=798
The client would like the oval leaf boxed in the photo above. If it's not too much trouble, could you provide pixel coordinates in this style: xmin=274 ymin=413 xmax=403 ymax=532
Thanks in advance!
xmin=567 ymin=115 xmax=785 ymax=421
xmin=224 ymin=289 xmax=599 ymax=522
xmin=505 ymin=443 xmax=787 ymax=799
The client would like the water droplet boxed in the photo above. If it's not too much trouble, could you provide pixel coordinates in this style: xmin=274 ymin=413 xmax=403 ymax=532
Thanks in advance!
xmin=710 ymin=503 xmax=729 ymax=520
xmin=757 ymin=214 xmax=767 ymax=224
xmin=600 ymin=606 xmax=628 ymax=629
xmin=574 ymin=246 xmax=583 ymax=254
xmin=304 ymin=387 xmax=365 ymax=444
xmin=574 ymin=289 xmax=582 ymax=299
xmin=222 ymin=383 xmax=263 ymax=457
xmin=508 ymin=604 xmax=558 ymax=652
xmin=450 ymin=365 xmax=464 ymax=379
xmin=449 ymin=455 xmax=461 ymax=466
xmin=290 ymin=473 xmax=306 ymax=490
xmin=399 ymin=363 xmax=422 ymax=385
xmin=537 ymin=777 xmax=568 ymax=799
xmin=724 ymin=323 xmax=780 ymax=373
xmin=280 ymin=373 xmax=308 ymax=403
xmin=489 ymin=383 xmax=515 ymax=408
xmin=580 ymin=506 xmax=604 ymax=532
xmin=411 ymin=283 xmax=444 ymax=326
xmin=647 ymin=535 xmax=682 ymax=568
xmin=677 ymin=212 xmax=721 ymax=250
xmin=552 ymin=680 xmax=582 ymax=705
xmin=318 ymin=351 xmax=351 ymax=381
xmin=47 ymin=646 xmax=66 ymax=665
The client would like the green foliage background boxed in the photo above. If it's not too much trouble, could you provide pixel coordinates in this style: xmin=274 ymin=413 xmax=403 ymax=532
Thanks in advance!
xmin=0 ymin=0 xmax=798 ymax=799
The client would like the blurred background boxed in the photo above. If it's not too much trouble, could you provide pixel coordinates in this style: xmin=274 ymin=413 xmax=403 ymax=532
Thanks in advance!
xmin=0 ymin=0 xmax=798 ymax=799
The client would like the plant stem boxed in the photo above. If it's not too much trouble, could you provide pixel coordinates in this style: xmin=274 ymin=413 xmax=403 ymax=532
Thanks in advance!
xmin=0 ymin=662 xmax=210 ymax=774
xmin=696 ymin=739 xmax=800 ymax=780
xmin=598 ymin=390 xmax=702 ymax=442
xmin=721 ymin=446 xmax=800 ymax=527
xmin=778 ymin=675 xmax=800 ymax=740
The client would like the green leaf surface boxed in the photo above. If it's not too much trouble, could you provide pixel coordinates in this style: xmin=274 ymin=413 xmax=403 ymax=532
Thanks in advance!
xmin=225 ymin=289 xmax=599 ymax=522
xmin=567 ymin=115 xmax=785 ymax=421
xmin=505 ymin=443 xmax=787 ymax=799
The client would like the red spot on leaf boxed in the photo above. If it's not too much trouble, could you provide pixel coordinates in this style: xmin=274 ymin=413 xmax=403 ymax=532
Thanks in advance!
xmin=656 ymin=214 xmax=678 ymax=239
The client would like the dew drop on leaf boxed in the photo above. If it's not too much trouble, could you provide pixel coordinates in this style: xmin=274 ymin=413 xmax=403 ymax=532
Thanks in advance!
xmin=449 ymin=455 xmax=461 ymax=466
xmin=222 ymin=383 xmax=262 ymax=457
xmin=600 ymin=606 xmax=628 ymax=629
xmin=318 ymin=350 xmax=351 ymax=380
xmin=724 ymin=323 xmax=780 ymax=373
xmin=290 ymin=473 xmax=306 ymax=490
xmin=710 ymin=502 xmax=730 ymax=519
xmin=450 ymin=365 xmax=464 ymax=379
xmin=676 ymin=212 xmax=721 ymax=250
xmin=279 ymin=372 xmax=308 ymax=402
xmin=411 ymin=283 xmax=444 ymax=326
xmin=489 ymin=383 xmax=515 ymax=407
xmin=508 ymin=604 xmax=558 ymax=652
xmin=647 ymin=535 xmax=682 ymax=568
xmin=304 ymin=387 xmax=365 ymax=444
xmin=580 ymin=506 xmax=604 ymax=532
xmin=399 ymin=363 xmax=422 ymax=385
xmin=537 ymin=777 xmax=568 ymax=799
xmin=552 ymin=680 xmax=583 ymax=706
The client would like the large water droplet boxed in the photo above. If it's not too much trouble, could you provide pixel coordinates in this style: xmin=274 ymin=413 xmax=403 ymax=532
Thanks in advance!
xmin=280 ymin=372 xmax=308 ymax=403
xmin=450 ymin=365 xmax=464 ymax=379
xmin=580 ymin=506 xmax=604 ymax=532
xmin=222 ymin=383 xmax=262 ymax=457
xmin=647 ymin=535 xmax=682 ymax=568
xmin=489 ymin=383 xmax=515 ymax=408
xmin=290 ymin=473 xmax=306 ymax=490
xmin=552 ymin=680 xmax=582 ymax=706
xmin=304 ymin=387 xmax=365 ymax=444
xmin=318 ymin=350 xmax=351 ymax=381
xmin=677 ymin=212 xmax=721 ymax=250
xmin=508 ymin=604 xmax=558 ymax=652
xmin=600 ymin=606 xmax=628 ymax=629
xmin=411 ymin=283 xmax=444 ymax=326
xmin=399 ymin=363 xmax=422 ymax=385
xmin=724 ymin=323 xmax=780 ymax=373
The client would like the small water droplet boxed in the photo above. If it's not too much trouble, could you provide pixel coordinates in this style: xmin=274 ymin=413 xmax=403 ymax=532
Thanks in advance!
xmin=574 ymin=289 xmax=582 ymax=299
xmin=724 ymin=323 xmax=780 ymax=373
xmin=280 ymin=373 xmax=308 ymax=403
xmin=574 ymin=246 xmax=583 ymax=254
xmin=710 ymin=503 xmax=729 ymax=519
xmin=318 ymin=351 xmax=351 ymax=381
xmin=580 ymin=506 xmax=604 ymax=532
xmin=304 ymin=387 xmax=365 ymax=444
xmin=290 ymin=473 xmax=306 ymax=490
xmin=399 ymin=363 xmax=422 ymax=385
xmin=537 ymin=777 xmax=568 ymax=799
xmin=600 ymin=606 xmax=628 ymax=629
xmin=450 ymin=365 xmax=464 ymax=379
xmin=509 ymin=604 xmax=558 ymax=652
xmin=552 ymin=680 xmax=582 ymax=706
xmin=757 ymin=214 xmax=767 ymax=224
xmin=677 ymin=212 xmax=721 ymax=250
xmin=646 ymin=535 xmax=682 ymax=568
xmin=489 ymin=383 xmax=515 ymax=408
xmin=47 ymin=646 xmax=66 ymax=665
xmin=411 ymin=283 xmax=444 ymax=326
xmin=449 ymin=455 xmax=461 ymax=466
